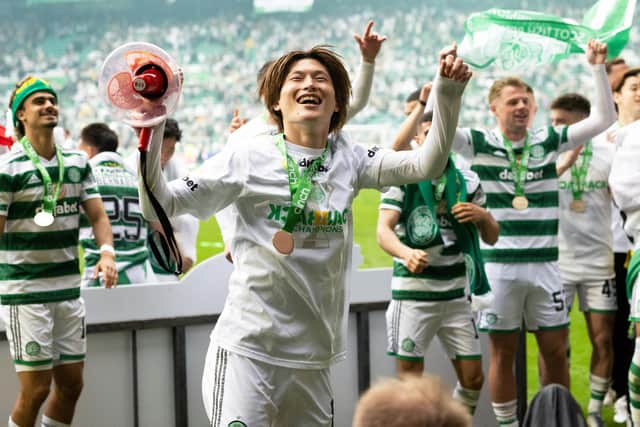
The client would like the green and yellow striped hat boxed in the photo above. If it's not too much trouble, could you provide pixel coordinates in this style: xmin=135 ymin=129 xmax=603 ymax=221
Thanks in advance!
xmin=11 ymin=77 xmax=58 ymax=127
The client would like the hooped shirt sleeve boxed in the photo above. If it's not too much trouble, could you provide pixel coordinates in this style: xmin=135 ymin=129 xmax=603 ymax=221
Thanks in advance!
xmin=0 ymin=158 xmax=12 ymax=217
xmin=379 ymin=186 xmax=404 ymax=213
xmin=452 ymin=128 xmax=474 ymax=159
xmin=80 ymin=155 xmax=100 ymax=202
xmin=461 ymin=168 xmax=486 ymax=207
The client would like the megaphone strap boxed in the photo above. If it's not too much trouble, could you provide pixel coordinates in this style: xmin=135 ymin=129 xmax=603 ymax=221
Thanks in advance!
xmin=140 ymin=149 xmax=183 ymax=275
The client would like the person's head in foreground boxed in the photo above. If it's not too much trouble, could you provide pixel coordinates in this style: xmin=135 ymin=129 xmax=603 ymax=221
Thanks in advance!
xmin=352 ymin=374 xmax=471 ymax=427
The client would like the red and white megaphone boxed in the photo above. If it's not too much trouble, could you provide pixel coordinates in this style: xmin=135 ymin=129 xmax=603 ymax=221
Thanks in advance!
xmin=99 ymin=42 xmax=185 ymax=275
xmin=99 ymin=42 xmax=183 ymax=150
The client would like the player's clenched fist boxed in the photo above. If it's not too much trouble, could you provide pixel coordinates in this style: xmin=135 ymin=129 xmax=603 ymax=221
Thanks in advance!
xmin=403 ymin=248 xmax=429 ymax=273
xmin=439 ymin=54 xmax=472 ymax=83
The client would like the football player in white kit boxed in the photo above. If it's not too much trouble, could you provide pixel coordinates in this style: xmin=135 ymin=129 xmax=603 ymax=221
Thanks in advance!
xmin=609 ymin=65 xmax=640 ymax=427
xmin=217 ymin=20 xmax=385 ymax=263
xmin=551 ymin=93 xmax=617 ymax=426
xmin=137 ymin=46 xmax=472 ymax=426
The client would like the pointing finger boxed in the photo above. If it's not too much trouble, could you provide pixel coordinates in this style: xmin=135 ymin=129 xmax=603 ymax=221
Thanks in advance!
xmin=363 ymin=20 xmax=374 ymax=38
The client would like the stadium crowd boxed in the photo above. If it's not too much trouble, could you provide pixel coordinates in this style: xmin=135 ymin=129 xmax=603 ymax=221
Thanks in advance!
xmin=2 ymin=0 xmax=639 ymax=163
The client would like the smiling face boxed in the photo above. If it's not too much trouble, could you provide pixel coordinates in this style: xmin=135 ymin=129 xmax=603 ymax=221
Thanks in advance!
xmin=264 ymin=47 xmax=351 ymax=135
xmin=16 ymin=91 xmax=58 ymax=134
xmin=490 ymin=85 xmax=530 ymax=135
xmin=273 ymin=58 xmax=338 ymax=133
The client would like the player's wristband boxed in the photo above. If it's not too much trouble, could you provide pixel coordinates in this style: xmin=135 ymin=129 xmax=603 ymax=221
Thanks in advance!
xmin=100 ymin=244 xmax=115 ymax=256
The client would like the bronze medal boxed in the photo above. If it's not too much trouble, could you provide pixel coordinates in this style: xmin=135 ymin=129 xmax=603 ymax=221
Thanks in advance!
xmin=272 ymin=230 xmax=294 ymax=255
xmin=570 ymin=199 xmax=586 ymax=213
xmin=512 ymin=196 xmax=529 ymax=211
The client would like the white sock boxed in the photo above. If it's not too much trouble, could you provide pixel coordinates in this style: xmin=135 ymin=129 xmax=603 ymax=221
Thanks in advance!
xmin=492 ymin=399 xmax=518 ymax=426
xmin=588 ymin=373 xmax=610 ymax=414
xmin=8 ymin=417 xmax=20 ymax=427
xmin=630 ymin=338 xmax=640 ymax=425
xmin=41 ymin=416 xmax=70 ymax=427
xmin=452 ymin=382 xmax=481 ymax=414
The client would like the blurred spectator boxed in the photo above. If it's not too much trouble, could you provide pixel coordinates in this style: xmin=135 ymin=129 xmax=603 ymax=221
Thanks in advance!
xmin=352 ymin=374 xmax=471 ymax=427
xmin=78 ymin=122 xmax=150 ymax=287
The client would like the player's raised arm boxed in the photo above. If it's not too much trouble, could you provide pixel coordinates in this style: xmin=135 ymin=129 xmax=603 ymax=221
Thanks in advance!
xmin=392 ymin=82 xmax=432 ymax=151
xmin=564 ymin=40 xmax=617 ymax=150
xmin=403 ymin=43 xmax=474 ymax=158
xmin=137 ymin=120 xmax=245 ymax=222
xmin=347 ymin=20 xmax=385 ymax=120
xmin=375 ymin=52 xmax=471 ymax=186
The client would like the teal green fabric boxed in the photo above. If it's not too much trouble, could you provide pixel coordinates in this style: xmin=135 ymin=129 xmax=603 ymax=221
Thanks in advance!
xmin=417 ymin=158 xmax=491 ymax=296
xmin=627 ymin=250 xmax=640 ymax=300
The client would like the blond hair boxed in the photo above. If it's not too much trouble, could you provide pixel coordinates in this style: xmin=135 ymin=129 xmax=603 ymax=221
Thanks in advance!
xmin=353 ymin=374 xmax=471 ymax=427
xmin=488 ymin=76 xmax=529 ymax=105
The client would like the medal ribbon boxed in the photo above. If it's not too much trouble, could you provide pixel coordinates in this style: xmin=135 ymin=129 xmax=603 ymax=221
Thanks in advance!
xmin=570 ymin=141 xmax=592 ymax=202
xmin=502 ymin=133 xmax=530 ymax=197
xmin=19 ymin=136 xmax=64 ymax=216
xmin=433 ymin=175 xmax=447 ymax=202
xmin=420 ymin=157 xmax=466 ymax=218
xmin=274 ymin=133 xmax=329 ymax=233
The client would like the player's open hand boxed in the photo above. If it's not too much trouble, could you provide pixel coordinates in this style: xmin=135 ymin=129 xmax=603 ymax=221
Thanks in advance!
xmin=354 ymin=20 xmax=387 ymax=64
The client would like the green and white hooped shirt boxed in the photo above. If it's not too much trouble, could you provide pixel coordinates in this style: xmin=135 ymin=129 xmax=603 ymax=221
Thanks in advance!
xmin=380 ymin=165 xmax=485 ymax=301
xmin=80 ymin=151 xmax=148 ymax=286
xmin=0 ymin=144 xmax=99 ymax=304
xmin=454 ymin=126 xmax=572 ymax=264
